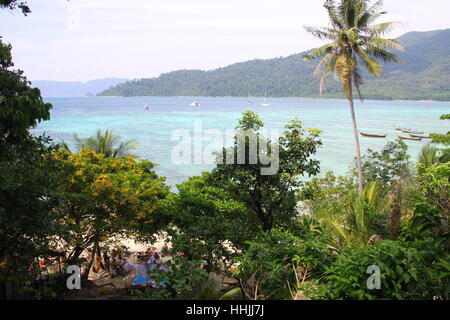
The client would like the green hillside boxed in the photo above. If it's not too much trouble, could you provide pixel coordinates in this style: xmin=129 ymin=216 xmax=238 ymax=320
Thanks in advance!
xmin=99 ymin=29 xmax=450 ymax=101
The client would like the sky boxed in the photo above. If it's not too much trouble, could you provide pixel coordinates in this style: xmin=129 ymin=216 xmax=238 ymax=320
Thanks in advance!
xmin=1 ymin=0 xmax=449 ymax=82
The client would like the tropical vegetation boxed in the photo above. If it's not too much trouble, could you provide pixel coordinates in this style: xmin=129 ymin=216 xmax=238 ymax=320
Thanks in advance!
xmin=0 ymin=0 xmax=449 ymax=301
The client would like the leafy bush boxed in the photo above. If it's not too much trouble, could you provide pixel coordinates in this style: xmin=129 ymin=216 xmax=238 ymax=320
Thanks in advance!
xmin=320 ymin=240 xmax=448 ymax=300
xmin=358 ymin=139 xmax=412 ymax=186
xmin=235 ymin=223 xmax=335 ymax=300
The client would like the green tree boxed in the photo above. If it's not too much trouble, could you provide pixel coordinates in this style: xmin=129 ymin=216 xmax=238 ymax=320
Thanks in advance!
xmin=0 ymin=137 xmax=62 ymax=297
xmin=54 ymin=148 xmax=169 ymax=279
xmin=0 ymin=38 xmax=60 ymax=298
xmin=0 ymin=39 xmax=51 ymax=149
xmin=303 ymin=0 xmax=403 ymax=195
xmin=211 ymin=111 xmax=322 ymax=232
xmin=161 ymin=173 xmax=248 ymax=274
xmin=359 ymin=139 xmax=411 ymax=186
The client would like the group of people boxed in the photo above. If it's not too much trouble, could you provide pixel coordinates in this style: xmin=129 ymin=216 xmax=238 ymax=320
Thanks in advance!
xmin=118 ymin=248 xmax=169 ymax=288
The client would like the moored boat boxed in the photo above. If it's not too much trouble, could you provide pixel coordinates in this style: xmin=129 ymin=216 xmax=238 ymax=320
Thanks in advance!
xmin=360 ymin=132 xmax=387 ymax=138
xmin=397 ymin=134 xmax=422 ymax=141
xmin=409 ymin=134 xmax=431 ymax=139
xmin=399 ymin=128 xmax=424 ymax=134
xmin=261 ymin=91 xmax=270 ymax=106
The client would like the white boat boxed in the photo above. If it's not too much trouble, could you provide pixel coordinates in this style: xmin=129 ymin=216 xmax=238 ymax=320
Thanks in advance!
xmin=144 ymin=104 xmax=150 ymax=109
xmin=190 ymin=101 xmax=200 ymax=107
xmin=261 ymin=92 xmax=270 ymax=106
xmin=247 ymin=94 xmax=252 ymax=104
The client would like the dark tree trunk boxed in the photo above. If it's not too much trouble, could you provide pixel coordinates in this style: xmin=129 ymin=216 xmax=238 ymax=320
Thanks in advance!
xmin=82 ymin=241 xmax=99 ymax=281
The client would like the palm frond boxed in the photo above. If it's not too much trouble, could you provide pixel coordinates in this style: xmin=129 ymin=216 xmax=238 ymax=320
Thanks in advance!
xmin=355 ymin=45 xmax=382 ymax=76
xmin=319 ymin=216 xmax=349 ymax=244
xmin=313 ymin=52 xmax=335 ymax=76
xmin=69 ymin=129 xmax=138 ymax=158
xmin=358 ymin=0 xmax=387 ymax=26
xmin=364 ymin=22 xmax=401 ymax=37
xmin=324 ymin=0 xmax=345 ymax=30
xmin=304 ymin=26 xmax=338 ymax=41
xmin=366 ymin=46 xmax=402 ymax=64
xmin=303 ymin=42 xmax=337 ymax=61
xmin=365 ymin=36 xmax=404 ymax=51
xmin=363 ymin=181 xmax=379 ymax=207
xmin=60 ymin=140 xmax=72 ymax=153
xmin=418 ymin=144 xmax=440 ymax=167
xmin=335 ymin=53 xmax=354 ymax=98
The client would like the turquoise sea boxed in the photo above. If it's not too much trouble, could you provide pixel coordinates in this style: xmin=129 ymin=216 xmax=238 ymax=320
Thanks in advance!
xmin=33 ymin=97 xmax=450 ymax=188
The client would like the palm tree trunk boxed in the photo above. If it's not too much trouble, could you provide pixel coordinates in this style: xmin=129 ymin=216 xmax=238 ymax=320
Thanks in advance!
xmin=347 ymin=84 xmax=364 ymax=195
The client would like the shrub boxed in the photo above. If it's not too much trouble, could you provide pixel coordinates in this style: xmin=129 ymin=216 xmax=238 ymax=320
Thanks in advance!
xmin=321 ymin=239 xmax=448 ymax=300
xmin=235 ymin=222 xmax=336 ymax=300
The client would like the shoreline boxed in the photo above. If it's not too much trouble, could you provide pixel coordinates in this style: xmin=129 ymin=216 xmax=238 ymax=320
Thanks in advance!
xmin=91 ymin=95 xmax=450 ymax=103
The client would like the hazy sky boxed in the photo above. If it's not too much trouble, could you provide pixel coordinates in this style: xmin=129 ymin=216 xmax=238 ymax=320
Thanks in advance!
xmin=1 ymin=0 xmax=449 ymax=82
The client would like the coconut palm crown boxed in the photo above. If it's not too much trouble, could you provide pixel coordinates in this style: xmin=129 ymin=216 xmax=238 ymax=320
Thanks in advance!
xmin=63 ymin=129 xmax=139 ymax=158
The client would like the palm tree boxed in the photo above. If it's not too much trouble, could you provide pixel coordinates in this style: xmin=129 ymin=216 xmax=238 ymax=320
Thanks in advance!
xmin=418 ymin=143 xmax=440 ymax=167
xmin=303 ymin=0 xmax=403 ymax=195
xmin=317 ymin=181 xmax=387 ymax=247
xmin=63 ymin=129 xmax=139 ymax=158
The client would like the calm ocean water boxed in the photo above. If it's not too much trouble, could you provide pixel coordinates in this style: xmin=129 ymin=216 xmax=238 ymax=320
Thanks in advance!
xmin=33 ymin=97 xmax=449 ymax=188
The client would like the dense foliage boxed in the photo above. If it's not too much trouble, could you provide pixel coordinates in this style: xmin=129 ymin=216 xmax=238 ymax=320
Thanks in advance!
xmin=210 ymin=111 xmax=322 ymax=232
xmin=0 ymin=39 xmax=51 ymax=148
xmin=1 ymin=0 xmax=449 ymax=301
xmin=322 ymin=239 xmax=448 ymax=300
xmin=160 ymin=111 xmax=323 ymax=284
xmin=161 ymin=173 xmax=247 ymax=274
xmin=236 ymin=223 xmax=336 ymax=300
xmin=0 ymin=38 xmax=60 ymax=298
xmin=54 ymin=148 xmax=169 ymax=277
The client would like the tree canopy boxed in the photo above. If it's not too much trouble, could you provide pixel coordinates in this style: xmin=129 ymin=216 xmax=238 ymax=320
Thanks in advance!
xmin=54 ymin=148 xmax=169 ymax=274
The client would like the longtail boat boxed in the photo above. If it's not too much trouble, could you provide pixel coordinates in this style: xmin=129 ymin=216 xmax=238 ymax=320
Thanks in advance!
xmin=360 ymin=132 xmax=387 ymax=138
xmin=410 ymin=134 xmax=431 ymax=139
xmin=397 ymin=134 xmax=422 ymax=141
xmin=399 ymin=128 xmax=424 ymax=134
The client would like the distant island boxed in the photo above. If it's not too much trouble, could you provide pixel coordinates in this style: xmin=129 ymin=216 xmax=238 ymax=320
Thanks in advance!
xmin=32 ymin=78 xmax=129 ymax=98
xmin=98 ymin=29 xmax=450 ymax=101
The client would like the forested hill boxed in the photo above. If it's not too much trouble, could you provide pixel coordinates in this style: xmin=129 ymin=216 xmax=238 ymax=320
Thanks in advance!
xmin=98 ymin=29 xmax=450 ymax=101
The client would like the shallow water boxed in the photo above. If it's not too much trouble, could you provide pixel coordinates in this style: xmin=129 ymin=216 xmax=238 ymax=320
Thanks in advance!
xmin=34 ymin=97 xmax=450 ymax=188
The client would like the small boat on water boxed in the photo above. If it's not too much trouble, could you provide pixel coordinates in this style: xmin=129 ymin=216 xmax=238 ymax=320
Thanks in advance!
xmin=360 ymin=132 xmax=387 ymax=138
xmin=261 ymin=91 xmax=270 ymax=106
xmin=399 ymin=128 xmax=424 ymax=134
xmin=397 ymin=134 xmax=422 ymax=141
xmin=144 ymin=104 xmax=150 ymax=109
xmin=190 ymin=101 xmax=200 ymax=107
xmin=409 ymin=134 xmax=431 ymax=139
